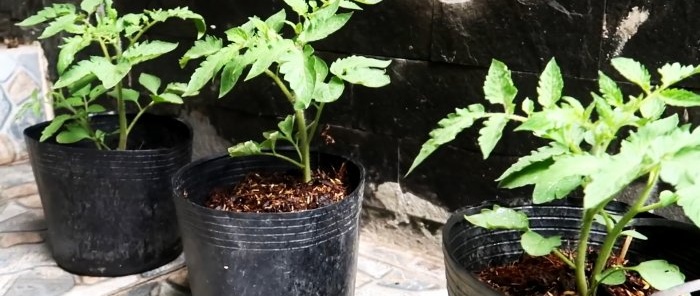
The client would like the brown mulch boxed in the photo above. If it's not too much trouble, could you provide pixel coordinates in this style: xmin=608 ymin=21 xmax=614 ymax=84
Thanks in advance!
xmin=478 ymin=251 xmax=656 ymax=296
xmin=205 ymin=163 xmax=348 ymax=213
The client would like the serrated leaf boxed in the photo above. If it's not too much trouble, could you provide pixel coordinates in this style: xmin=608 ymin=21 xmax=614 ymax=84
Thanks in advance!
xmin=299 ymin=12 xmax=352 ymax=43
xmin=521 ymin=231 xmax=560 ymax=256
xmin=597 ymin=269 xmax=627 ymax=286
xmin=676 ymin=185 xmax=700 ymax=226
xmin=533 ymin=175 xmax=581 ymax=204
xmin=57 ymin=36 xmax=90 ymax=74
xmin=537 ymin=58 xmax=563 ymax=108
xmin=484 ymin=59 xmax=517 ymax=110
xmin=598 ymin=71 xmax=624 ymax=107
xmin=658 ymin=88 xmax=700 ymax=107
xmin=631 ymin=260 xmax=685 ymax=291
xmin=465 ymin=205 xmax=529 ymax=231
xmin=278 ymin=115 xmax=295 ymax=138
xmin=148 ymin=7 xmax=206 ymax=39
xmin=107 ymin=88 xmax=140 ymax=102
xmin=53 ymin=60 xmax=95 ymax=89
xmin=139 ymin=73 xmax=161 ymax=94
xmin=151 ymin=93 xmax=183 ymax=104
xmin=122 ymin=40 xmax=178 ymax=65
xmin=406 ymin=105 xmax=486 ymax=175
xmin=80 ymin=0 xmax=102 ymax=13
xmin=659 ymin=62 xmax=697 ymax=87
xmin=17 ymin=3 xmax=76 ymax=27
xmin=245 ymin=39 xmax=293 ymax=81
xmin=219 ymin=56 xmax=246 ymax=98
xmin=478 ymin=115 xmax=508 ymax=159
xmin=228 ymin=141 xmax=263 ymax=157
xmin=611 ymin=57 xmax=652 ymax=93
xmin=314 ymin=76 xmax=345 ymax=103
xmin=340 ymin=1 xmax=363 ymax=9
xmin=38 ymin=14 xmax=78 ymax=39
xmin=279 ymin=46 xmax=316 ymax=110
xmin=265 ymin=9 xmax=286 ymax=32
xmin=620 ymin=229 xmax=648 ymax=240
xmin=40 ymin=114 xmax=72 ymax=142
xmin=496 ymin=144 xmax=567 ymax=184
xmin=179 ymin=36 xmax=223 ymax=68
xmin=583 ymin=152 xmax=642 ymax=209
xmin=185 ymin=47 xmax=234 ymax=96
xmin=56 ymin=125 xmax=91 ymax=144
xmin=89 ymin=57 xmax=131 ymax=89
xmin=640 ymin=95 xmax=665 ymax=119
xmin=284 ymin=0 xmax=308 ymax=15
xmin=330 ymin=56 xmax=391 ymax=87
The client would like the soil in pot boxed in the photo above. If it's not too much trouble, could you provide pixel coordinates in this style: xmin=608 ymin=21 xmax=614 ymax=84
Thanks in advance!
xmin=478 ymin=250 xmax=654 ymax=296
xmin=205 ymin=163 xmax=349 ymax=213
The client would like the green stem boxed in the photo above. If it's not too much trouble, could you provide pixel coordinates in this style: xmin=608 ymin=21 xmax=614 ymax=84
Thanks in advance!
xmin=125 ymin=102 xmax=155 ymax=136
xmin=129 ymin=21 xmax=157 ymax=46
xmin=553 ymin=249 xmax=576 ymax=269
xmin=575 ymin=207 xmax=599 ymax=296
xmin=264 ymin=69 xmax=296 ymax=105
xmin=261 ymin=152 xmax=304 ymax=168
xmin=588 ymin=168 xmax=660 ymax=293
xmin=113 ymin=40 xmax=128 ymax=150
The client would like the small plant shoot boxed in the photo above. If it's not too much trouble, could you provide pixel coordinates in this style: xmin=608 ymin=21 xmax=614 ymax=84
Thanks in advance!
xmin=17 ymin=0 xmax=205 ymax=150
xmin=181 ymin=0 xmax=391 ymax=183
xmin=407 ymin=57 xmax=700 ymax=295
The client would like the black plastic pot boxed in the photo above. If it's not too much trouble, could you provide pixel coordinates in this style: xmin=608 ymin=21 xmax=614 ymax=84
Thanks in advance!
xmin=443 ymin=198 xmax=700 ymax=295
xmin=24 ymin=113 xmax=192 ymax=276
xmin=172 ymin=151 xmax=364 ymax=296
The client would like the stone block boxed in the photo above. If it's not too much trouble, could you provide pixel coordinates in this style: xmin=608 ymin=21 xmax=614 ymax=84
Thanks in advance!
xmin=431 ymin=0 xmax=604 ymax=79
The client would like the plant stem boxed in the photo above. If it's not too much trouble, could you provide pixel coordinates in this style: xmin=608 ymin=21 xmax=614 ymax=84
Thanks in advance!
xmin=261 ymin=152 xmax=304 ymax=168
xmin=125 ymin=102 xmax=155 ymax=136
xmin=575 ymin=207 xmax=598 ymax=296
xmin=553 ymin=249 xmax=576 ymax=269
xmin=589 ymin=168 xmax=660 ymax=292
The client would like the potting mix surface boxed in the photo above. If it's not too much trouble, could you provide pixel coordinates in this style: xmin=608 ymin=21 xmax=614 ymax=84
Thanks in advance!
xmin=0 ymin=161 xmax=447 ymax=296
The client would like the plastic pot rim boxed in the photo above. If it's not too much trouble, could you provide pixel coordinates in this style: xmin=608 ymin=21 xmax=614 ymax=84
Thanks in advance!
xmin=23 ymin=113 xmax=193 ymax=154
xmin=172 ymin=150 xmax=366 ymax=218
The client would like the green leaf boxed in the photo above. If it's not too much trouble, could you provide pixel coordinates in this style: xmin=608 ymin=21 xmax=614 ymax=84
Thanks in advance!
xmin=89 ymin=57 xmax=131 ymax=89
xmin=228 ymin=141 xmax=263 ymax=157
xmin=658 ymin=88 xmax=700 ymax=107
xmin=284 ymin=0 xmax=309 ymax=15
xmin=522 ymin=98 xmax=534 ymax=115
xmin=620 ymin=229 xmax=648 ymax=240
xmin=465 ymin=205 xmax=529 ymax=231
xmin=278 ymin=115 xmax=295 ymax=138
xmin=245 ymin=40 xmax=288 ymax=82
xmin=314 ymin=76 xmax=345 ymax=103
xmin=537 ymin=58 xmax=563 ymax=108
xmin=477 ymin=114 xmax=508 ymax=159
xmin=120 ymin=88 xmax=140 ymax=102
xmin=658 ymin=190 xmax=680 ymax=207
xmin=631 ymin=260 xmax=685 ymax=291
xmin=597 ymin=269 xmax=627 ymax=286
xmin=520 ymin=231 xmax=560 ymax=257
xmin=87 ymin=104 xmax=106 ymax=113
xmin=639 ymin=95 xmax=665 ymax=119
xmin=598 ymin=71 xmax=624 ymax=107
xmin=148 ymin=7 xmax=206 ymax=39
xmin=39 ymin=14 xmax=79 ymax=39
xmin=676 ymin=185 xmax=700 ymax=226
xmin=40 ymin=114 xmax=72 ymax=142
xmin=265 ymin=9 xmax=286 ymax=32
xmin=179 ymin=36 xmax=223 ymax=68
xmin=658 ymin=62 xmax=697 ymax=87
xmin=406 ymin=105 xmax=485 ymax=175
xmin=340 ymin=1 xmax=363 ymax=9
xmin=219 ymin=56 xmax=246 ymax=98
xmin=583 ymin=152 xmax=642 ymax=209
xmin=53 ymin=60 xmax=95 ymax=89
xmin=299 ymin=12 xmax=352 ymax=43
xmin=89 ymin=85 xmax=107 ymax=100
xmin=330 ymin=56 xmax=391 ymax=88
xmin=16 ymin=3 xmax=76 ymax=27
xmin=279 ymin=45 xmax=316 ymax=110
xmin=533 ymin=175 xmax=581 ymax=204
xmin=483 ymin=59 xmax=517 ymax=110
xmin=139 ymin=73 xmax=161 ymax=94
xmin=496 ymin=144 xmax=567 ymax=185
xmin=353 ymin=0 xmax=382 ymax=4
xmin=185 ymin=47 xmax=235 ymax=96
xmin=122 ymin=40 xmax=179 ymax=65
xmin=151 ymin=93 xmax=183 ymax=104
xmin=80 ymin=0 xmax=102 ymax=14
xmin=611 ymin=57 xmax=652 ymax=93
xmin=56 ymin=125 xmax=91 ymax=144
xmin=57 ymin=36 xmax=90 ymax=74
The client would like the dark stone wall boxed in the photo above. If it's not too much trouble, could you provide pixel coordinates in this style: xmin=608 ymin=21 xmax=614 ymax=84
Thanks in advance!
xmin=4 ymin=0 xmax=700 ymax=211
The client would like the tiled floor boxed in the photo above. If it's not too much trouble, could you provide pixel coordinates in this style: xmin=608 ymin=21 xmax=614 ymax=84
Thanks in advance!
xmin=0 ymin=161 xmax=447 ymax=296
